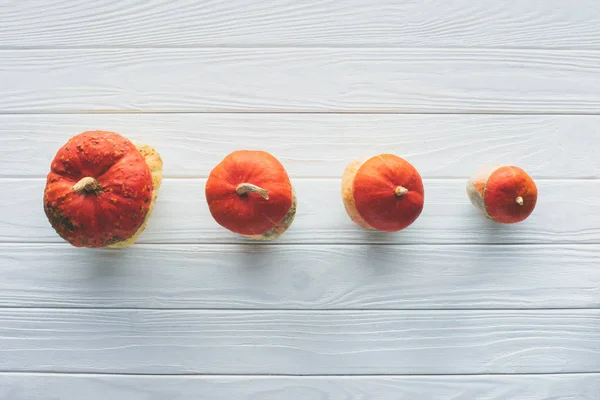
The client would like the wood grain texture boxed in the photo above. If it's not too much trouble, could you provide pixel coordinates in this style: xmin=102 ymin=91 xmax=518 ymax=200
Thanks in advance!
xmin=1 ymin=373 xmax=599 ymax=400
xmin=4 ymin=178 xmax=599 ymax=244
xmin=2 ymin=0 xmax=600 ymax=48
xmin=2 ymin=49 xmax=600 ymax=113
xmin=1 ymin=243 xmax=599 ymax=310
xmin=2 ymin=113 xmax=598 ymax=179
xmin=4 ymin=0 xmax=600 ymax=389
xmin=1 ymin=309 xmax=600 ymax=374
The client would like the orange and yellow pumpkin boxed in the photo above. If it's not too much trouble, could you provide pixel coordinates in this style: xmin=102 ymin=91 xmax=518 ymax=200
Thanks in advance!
xmin=466 ymin=165 xmax=537 ymax=223
xmin=342 ymin=154 xmax=424 ymax=232
xmin=205 ymin=150 xmax=296 ymax=240
xmin=43 ymin=130 xmax=163 ymax=248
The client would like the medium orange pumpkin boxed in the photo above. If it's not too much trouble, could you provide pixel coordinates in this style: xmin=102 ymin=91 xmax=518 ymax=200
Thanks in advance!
xmin=205 ymin=150 xmax=296 ymax=240
xmin=43 ymin=130 xmax=163 ymax=248
xmin=342 ymin=154 xmax=425 ymax=232
xmin=466 ymin=165 xmax=537 ymax=223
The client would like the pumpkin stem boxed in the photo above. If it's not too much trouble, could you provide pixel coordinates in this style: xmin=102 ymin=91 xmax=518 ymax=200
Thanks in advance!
xmin=72 ymin=177 xmax=99 ymax=194
xmin=236 ymin=183 xmax=269 ymax=200
xmin=516 ymin=196 xmax=524 ymax=206
xmin=394 ymin=186 xmax=409 ymax=197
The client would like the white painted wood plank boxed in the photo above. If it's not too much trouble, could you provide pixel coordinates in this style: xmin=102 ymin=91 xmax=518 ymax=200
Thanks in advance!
xmin=2 ymin=49 xmax=600 ymax=113
xmin=1 ymin=373 xmax=599 ymax=400
xmin=3 ymin=179 xmax=598 ymax=244
xmin=2 ymin=0 xmax=600 ymax=49
xmin=1 ymin=243 xmax=599 ymax=310
xmin=2 ymin=113 xmax=598 ymax=179
xmin=1 ymin=309 xmax=600 ymax=374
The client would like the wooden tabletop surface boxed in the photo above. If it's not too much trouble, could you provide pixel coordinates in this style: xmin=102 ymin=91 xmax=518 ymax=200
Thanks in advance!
xmin=1 ymin=1 xmax=599 ymax=398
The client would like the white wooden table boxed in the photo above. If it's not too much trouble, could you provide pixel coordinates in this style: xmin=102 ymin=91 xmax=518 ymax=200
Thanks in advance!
xmin=1 ymin=1 xmax=600 ymax=398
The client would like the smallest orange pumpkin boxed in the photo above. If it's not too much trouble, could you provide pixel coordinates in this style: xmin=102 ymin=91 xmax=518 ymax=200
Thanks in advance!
xmin=205 ymin=150 xmax=297 ymax=240
xmin=466 ymin=164 xmax=537 ymax=224
xmin=342 ymin=154 xmax=425 ymax=232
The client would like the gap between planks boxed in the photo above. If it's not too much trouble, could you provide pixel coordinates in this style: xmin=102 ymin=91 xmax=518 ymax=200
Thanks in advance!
xmin=1 ymin=307 xmax=600 ymax=312
xmin=4 ymin=176 xmax=599 ymax=181
xmin=1 ymin=371 xmax=600 ymax=377
xmin=1 ymin=110 xmax=600 ymax=116
xmin=2 ymin=241 xmax=599 ymax=246
xmin=4 ymin=45 xmax=600 ymax=50
xmin=1 ymin=306 xmax=600 ymax=312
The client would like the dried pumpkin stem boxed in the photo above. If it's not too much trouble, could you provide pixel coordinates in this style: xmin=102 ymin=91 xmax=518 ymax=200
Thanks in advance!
xmin=72 ymin=177 xmax=99 ymax=193
xmin=515 ymin=196 xmax=524 ymax=206
xmin=236 ymin=183 xmax=269 ymax=200
xmin=394 ymin=186 xmax=409 ymax=197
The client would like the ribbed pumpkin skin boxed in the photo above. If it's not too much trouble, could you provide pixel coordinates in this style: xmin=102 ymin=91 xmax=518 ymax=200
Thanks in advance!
xmin=107 ymin=142 xmax=164 ymax=248
xmin=43 ymin=131 xmax=154 ymax=248
xmin=205 ymin=150 xmax=295 ymax=239
xmin=342 ymin=154 xmax=425 ymax=232
xmin=467 ymin=165 xmax=537 ymax=224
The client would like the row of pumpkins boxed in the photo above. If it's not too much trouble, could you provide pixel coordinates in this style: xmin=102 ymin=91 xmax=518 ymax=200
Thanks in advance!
xmin=44 ymin=131 xmax=538 ymax=248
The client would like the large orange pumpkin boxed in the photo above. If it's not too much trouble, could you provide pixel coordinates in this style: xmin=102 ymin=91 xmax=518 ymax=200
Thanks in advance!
xmin=205 ymin=150 xmax=296 ymax=240
xmin=342 ymin=154 xmax=424 ymax=232
xmin=43 ymin=130 xmax=163 ymax=248
xmin=466 ymin=164 xmax=537 ymax=223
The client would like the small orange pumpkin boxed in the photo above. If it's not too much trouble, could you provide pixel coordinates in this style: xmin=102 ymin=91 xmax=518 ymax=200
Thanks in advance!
xmin=43 ymin=130 xmax=163 ymax=248
xmin=466 ymin=165 xmax=537 ymax=223
xmin=341 ymin=154 xmax=424 ymax=232
xmin=205 ymin=150 xmax=296 ymax=240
